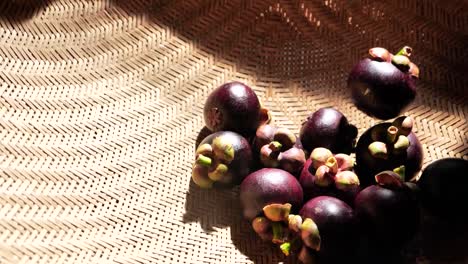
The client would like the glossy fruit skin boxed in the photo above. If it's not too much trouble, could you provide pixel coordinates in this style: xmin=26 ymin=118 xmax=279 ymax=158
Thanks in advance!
xmin=355 ymin=122 xmax=423 ymax=187
xmin=299 ymin=108 xmax=357 ymax=154
xmin=348 ymin=58 xmax=416 ymax=120
xmin=354 ymin=184 xmax=420 ymax=253
xmin=300 ymin=196 xmax=357 ymax=263
xmin=198 ymin=131 xmax=253 ymax=187
xmin=204 ymin=82 xmax=261 ymax=137
xmin=299 ymin=159 xmax=360 ymax=206
xmin=417 ymin=158 xmax=468 ymax=222
xmin=240 ymin=168 xmax=303 ymax=221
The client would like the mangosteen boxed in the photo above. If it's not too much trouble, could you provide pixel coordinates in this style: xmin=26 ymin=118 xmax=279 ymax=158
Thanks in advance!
xmin=417 ymin=158 xmax=468 ymax=222
xmin=347 ymin=46 xmax=419 ymax=120
xmin=240 ymin=168 xmax=303 ymax=244
xmin=299 ymin=107 xmax=358 ymax=154
xmin=192 ymin=131 xmax=252 ymax=188
xmin=355 ymin=116 xmax=423 ymax=187
xmin=282 ymin=196 xmax=357 ymax=263
xmin=255 ymin=125 xmax=306 ymax=176
xmin=354 ymin=171 xmax=420 ymax=255
xmin=203 ymin=81 xmax=270 ymax=137
xmin=299 ymin=147 xmax=360 ymax=206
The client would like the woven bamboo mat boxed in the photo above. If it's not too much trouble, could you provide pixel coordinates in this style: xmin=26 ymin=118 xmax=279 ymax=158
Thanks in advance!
xmin=0 ymin=0 xmax=467 ymax=263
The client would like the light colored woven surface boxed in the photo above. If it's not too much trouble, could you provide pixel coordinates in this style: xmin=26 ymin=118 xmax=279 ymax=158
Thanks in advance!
xmin=0 ymin=0 xmax=467 ymax=263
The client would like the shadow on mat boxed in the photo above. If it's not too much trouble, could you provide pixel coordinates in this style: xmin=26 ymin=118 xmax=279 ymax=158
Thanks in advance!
xmin=0 ymin=0 xmax=54 ymax=21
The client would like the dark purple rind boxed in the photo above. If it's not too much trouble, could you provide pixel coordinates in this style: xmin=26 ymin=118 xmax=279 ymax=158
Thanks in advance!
xmin=299 ymin=159 xmax=359 ymax=206
xmin=348 ymin=58 xmax=416 ymax=120
xmin=198 ymin=131 xmax=253 ymax=187
xmin=203 ymin=82 xmax=261 ymax=137
xmin=417 ymin=158 xmax=468 ymax=222
xmin=240 ymin=168 xmax=303 ymax=221
xmin=355 ymin=122 xmax=423 ymax=187
xmin=354 ymin=185 xmax=420 ymax=252
xmin=299 ymin=108 xmax=357 ymax=154
xmin=300 ymin=196 xmax=357 ymax=263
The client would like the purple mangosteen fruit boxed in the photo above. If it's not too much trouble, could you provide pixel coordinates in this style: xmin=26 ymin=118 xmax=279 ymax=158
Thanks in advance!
xmin=192 ymin=131 xmax=252 ymax=188
xmin=254 ymin=124 xmax=306 ymax=176
xmin=203 ymin=81 xmax=270 ymax=137
xmin=240 ymin=168 xmax=303 ymax=244
xmin=355 ymin=116 xmax=423 ymax=187
xmin=299 ymin=107 xmax=358 ymax=154
xmin=354 ymin=171 xmax=420 ymax=255
xmin=347 ymin=46 xmax=419 ymax=120
xmin=282 ymin=196 xmax=357 ymax=263
xmin=299 ymin=147 xmax=360 ymax=206
xmin=417 ymin=158 xmax=468 ymax=223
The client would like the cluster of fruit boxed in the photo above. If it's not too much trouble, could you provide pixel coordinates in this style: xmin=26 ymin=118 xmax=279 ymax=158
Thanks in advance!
xmin=190 ymin=46 xmax=468 ymax=263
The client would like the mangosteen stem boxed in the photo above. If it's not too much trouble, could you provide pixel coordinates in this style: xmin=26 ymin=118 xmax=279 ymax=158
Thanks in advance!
xmin=395 ymin=46 xmax=412 ymax=57
xmin=271 ymin=222 xmax=284 ymax=244
xmin=280 ymin=237 xmax=301 ymax=256
xmin=269 ymin=141 xmax=282 ymax=151
xmin=325 ymin=156 xmax=338 ymax=174
xmin=196 ymin=154 xmax=212 ymax=167
xmin=387 ymin=126 xmax=399 ymax=143
xmin=393 ymin=166 xmax=406 ymax=181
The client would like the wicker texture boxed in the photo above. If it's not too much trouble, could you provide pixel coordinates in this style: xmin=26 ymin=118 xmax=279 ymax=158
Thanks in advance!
xmin=0 ymin=0 xmax=467 ymax=263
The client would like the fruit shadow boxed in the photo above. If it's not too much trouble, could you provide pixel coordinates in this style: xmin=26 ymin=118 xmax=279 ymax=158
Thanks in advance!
xmin=418 ymin=217 xmax=468 ymax=263
xmin=0 ymin=0 xmax=54 ymax=21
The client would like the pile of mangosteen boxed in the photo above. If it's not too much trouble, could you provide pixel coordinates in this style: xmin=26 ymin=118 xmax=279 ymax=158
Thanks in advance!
xmin=190 ymin=47 xmax=467 ymax=263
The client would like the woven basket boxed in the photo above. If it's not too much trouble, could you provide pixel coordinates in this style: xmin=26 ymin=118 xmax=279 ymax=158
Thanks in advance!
xmin=0 ymin=0 xmax=467 ymax=263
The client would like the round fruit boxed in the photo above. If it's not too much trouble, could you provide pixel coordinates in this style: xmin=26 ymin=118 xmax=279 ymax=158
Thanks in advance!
xmin=240 ymin=168 xmax=303 ymax=221
xmin=203 ymin=81 xmax=267 ymax=137
xmin=417 ymin=158 xmax=468 ymax=222
xmin=355 ymin=116 xmax=423 ymax=187
xmin=347 ymin=46 xmax=419 ymax=120
xmin=354 ymin=171 xmax=420 ymax=254
xmin=298 ymin=196 xmax=357 ymax=263
xmin=191 ymin=131 xmax=252 ymax=188
xmin=299 ymin=107 xmax=358 ymax=154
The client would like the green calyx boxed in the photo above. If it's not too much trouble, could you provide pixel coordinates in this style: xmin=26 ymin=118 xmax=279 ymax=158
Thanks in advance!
xmin=334 ymin=153 xmax=354 ymax=171
xmin=263 ymin=203 xmax=292 ymax=222
xmin=212 ymin=136 xmax=235 ymax=164
xmin=387 ymin=126 xmax=399 ymax=143
xmin=192 ymin=164 xmax=214 ymax=188
xmin=368 ymin=141 xmax=388 ymax=159
xmin=375 ymin=171 xmax=404 ymax=188
xmin=280 ymin=237 xmax=301 ymax=256
xmin=393 ymin=165 xmax=406 ymax=181
xmin=273 ymin=128 xmax=296 ymax=150
xmin=301 ymin=218 xmax=321 ymax=251
xmin=196 ymin=154 xmax=212 ymax=167
xmin=288 ymin=214 xmax=303 ymax=232
xmin=269 ymin=141 xmax=283 ymax=151
xmin=369 ymin=47 xmax=391 ymax=62
xmin=393 ymin=135 xmax=410 ymax=153
xmin=335 ymin=171 xmax=360 ymax=191
xmin=208 ymin=163 xmax=228 ymax=181
xmin=310 ymin=147 xmax=333 ymax=170
xmin=192 ymin=137 xmax=235 ymax=188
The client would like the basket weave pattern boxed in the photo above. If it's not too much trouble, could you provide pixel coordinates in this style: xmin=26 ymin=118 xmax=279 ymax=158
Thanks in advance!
xmin=0 ymin=0 xmax=467 ymax=263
